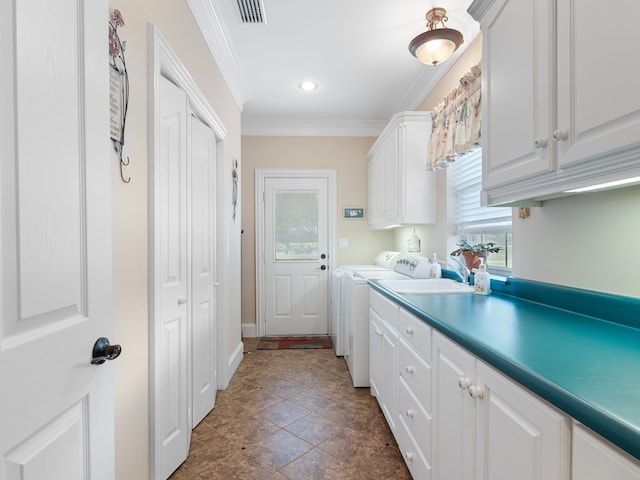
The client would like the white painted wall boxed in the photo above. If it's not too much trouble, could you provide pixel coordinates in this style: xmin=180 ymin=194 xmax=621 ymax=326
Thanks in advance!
xmin=513 ymin=186 xmax=640 ymax=298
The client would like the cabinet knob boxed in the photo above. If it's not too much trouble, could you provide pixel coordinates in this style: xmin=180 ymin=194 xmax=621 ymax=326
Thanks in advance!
xmin=552 ymin=129 xmax=568 ymax=141
xmin=406 ymin=326 xmax=414 ymax=335
xmin=177 ymin=297 xmax=187 ymax=305
xmin=406 ymin=408 xmax=414 ymax=418
xmin=457 ymin=376 xmax=472 ymax=390
xmin=405 ymin=365 xmax=414 ymax=374
xmin=533 ymin=137 xmax=548 ymax=148
xmin=469 ymin=385 xmax=485 ymax=399
xmin=405 ymin=452 xmax=414 ymax=462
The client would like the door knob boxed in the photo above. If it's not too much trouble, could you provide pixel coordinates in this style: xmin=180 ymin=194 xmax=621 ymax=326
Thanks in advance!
xmin=91 ymin=337 xmax=122 ymax=365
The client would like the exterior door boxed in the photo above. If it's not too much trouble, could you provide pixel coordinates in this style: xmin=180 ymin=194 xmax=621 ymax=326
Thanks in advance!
xmin=262 ymin=175 xmax=332 ymax=335
xmin=0 ymin=0 xmax=115 ymax=478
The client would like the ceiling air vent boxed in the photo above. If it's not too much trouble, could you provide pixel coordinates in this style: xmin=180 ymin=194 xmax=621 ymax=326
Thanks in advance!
xmin=236 ymin=0 xmax=266 ymax=24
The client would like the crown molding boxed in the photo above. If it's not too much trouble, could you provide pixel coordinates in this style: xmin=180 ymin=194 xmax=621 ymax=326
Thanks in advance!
xmin=242 ymin=118 xmax=386 ymax=137
xmin=187 ymin=0 xmax=246 ymax=110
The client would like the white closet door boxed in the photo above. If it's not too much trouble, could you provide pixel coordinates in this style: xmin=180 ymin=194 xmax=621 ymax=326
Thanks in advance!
xmin=190 ymin=115 xmax=218 ymax=427
xmin=154 ymin=75 xmax=190 ymax=479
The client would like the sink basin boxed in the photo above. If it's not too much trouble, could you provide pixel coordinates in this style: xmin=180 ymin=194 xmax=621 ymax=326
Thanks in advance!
xmin=378 ymin=278 xmax=474 ymax=294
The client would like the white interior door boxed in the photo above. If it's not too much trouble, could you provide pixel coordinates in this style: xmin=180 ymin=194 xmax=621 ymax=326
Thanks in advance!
xmin=190 ymin=115 xmax=217 ymax=427
xmin=262 ymin=176 xmax=330 ymax=336
xmin=153 ymin=75 xmax=190 ymax=478
xmin=0 ymin=0 xmax=115 ymax=478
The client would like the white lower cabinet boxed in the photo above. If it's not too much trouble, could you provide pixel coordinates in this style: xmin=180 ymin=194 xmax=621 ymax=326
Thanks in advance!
xmin=572 ymin=423 xmax=640 ymax=480
xmin=370 ymin=290 xmax=433 ymax=478
xmin=371 ymin=294 xmax=640 ymax=479
xmin=369 ymin=291 xmax=400 ymax=432
xmin=433 ymin=331 xmax=571 ymax=480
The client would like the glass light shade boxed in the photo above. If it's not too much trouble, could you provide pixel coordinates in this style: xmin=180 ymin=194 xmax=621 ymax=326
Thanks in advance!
xmin=409 ymin=28 xmax=463 ymax=65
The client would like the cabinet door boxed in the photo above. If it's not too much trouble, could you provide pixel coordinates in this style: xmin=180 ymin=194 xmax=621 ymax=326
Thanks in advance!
xmin=476 ymin=361 xmax=570 ymax=480
xmin=433 ymin=332 xmax=476 ymax=480
xmin=572 ymin=424 xmax=640 ymax=480
xmin=369 ymin=309 xmax=383 ymax=399
xmin=555 ymin=0 xmax=640 ymax=172
xmin=380 ymin=324 xmax=399 ymax=432
xmin=481 ymin=0 xmax=555 ymax=192
xmin=382 ymin=130 xmax=399 ymax=223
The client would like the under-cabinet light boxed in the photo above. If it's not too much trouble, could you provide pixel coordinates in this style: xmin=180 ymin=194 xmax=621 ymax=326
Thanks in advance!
xmin=564 ymin=176 xmax=640 ymax=193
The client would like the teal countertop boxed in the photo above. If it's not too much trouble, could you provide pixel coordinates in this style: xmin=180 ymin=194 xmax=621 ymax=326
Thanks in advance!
xmin=368 ymin=278 xmax=640 ymax=461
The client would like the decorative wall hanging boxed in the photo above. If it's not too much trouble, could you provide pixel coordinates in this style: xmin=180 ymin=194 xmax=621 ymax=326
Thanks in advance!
xmin=232 ymin=159 xmax=238 ymax=222
xmin=109 ymin=9 xmax=131 ymax=183
xmin=407 ymin=229 xmax=421 ymax=252
xmin=343 ymin=207 xmax=365 ymax=219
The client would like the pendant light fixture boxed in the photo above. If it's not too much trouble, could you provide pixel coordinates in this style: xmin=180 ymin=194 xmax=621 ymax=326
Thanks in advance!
xmin=409 ymin=7 xmax=464 ymax=65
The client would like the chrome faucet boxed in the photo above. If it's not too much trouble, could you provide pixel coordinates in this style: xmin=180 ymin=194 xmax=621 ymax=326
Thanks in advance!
xmin=446 ymin=256 xmax=471 ymax=285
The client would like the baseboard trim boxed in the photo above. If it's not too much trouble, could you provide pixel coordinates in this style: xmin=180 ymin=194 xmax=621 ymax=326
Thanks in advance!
xmin=223 ymin=340 xmax=243 ymax=388
xmin=241 ymin=322 xmax=257 ymax=338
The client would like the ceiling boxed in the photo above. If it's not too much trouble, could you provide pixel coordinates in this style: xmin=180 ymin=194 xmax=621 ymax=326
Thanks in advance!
xmin=188 ymin=0 xmax=480 ymax=136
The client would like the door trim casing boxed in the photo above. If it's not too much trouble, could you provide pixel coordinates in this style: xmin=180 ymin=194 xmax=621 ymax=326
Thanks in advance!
xmin=255 ymin=169 xmax=337 ymax=338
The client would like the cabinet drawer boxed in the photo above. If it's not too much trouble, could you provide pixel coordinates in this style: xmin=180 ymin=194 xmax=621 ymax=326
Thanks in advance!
xmin=369 ymin=290 xmax=398 ymax=326
xmin=397 ymin=414 xmax=432 ymax=480
xmin=399 ymin=377 xmax=432 ymax=463
xmin=398 ymin=338 xmax=431 ymax=412
xmin=397 ymin=308 xmax=431 ymax=360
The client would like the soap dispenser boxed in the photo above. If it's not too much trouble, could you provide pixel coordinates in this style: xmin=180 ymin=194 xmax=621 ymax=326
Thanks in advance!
xmin=473 ymin=258 xmax=490 ymax=295
xmin=429 ymin=253 xmax=442 ymax=279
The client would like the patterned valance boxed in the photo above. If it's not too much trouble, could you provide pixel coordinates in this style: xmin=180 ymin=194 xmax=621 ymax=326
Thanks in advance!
xmin=427 ymin=63 xmax=481 ymax=170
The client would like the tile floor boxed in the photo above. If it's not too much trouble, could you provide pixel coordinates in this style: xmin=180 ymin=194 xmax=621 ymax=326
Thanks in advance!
xmin=169 ymin=337 xmax=412 ymax=479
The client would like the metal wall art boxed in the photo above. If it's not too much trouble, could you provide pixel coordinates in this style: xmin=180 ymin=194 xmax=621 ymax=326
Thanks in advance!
xmin=232 ymin=159 xmax=238 ymax=222
xmin=109 ymin=9 xmax=130 ymax=183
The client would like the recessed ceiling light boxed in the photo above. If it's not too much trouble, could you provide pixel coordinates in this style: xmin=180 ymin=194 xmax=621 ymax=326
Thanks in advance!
xmin=299 ymin=81 xmax=317 ymax=92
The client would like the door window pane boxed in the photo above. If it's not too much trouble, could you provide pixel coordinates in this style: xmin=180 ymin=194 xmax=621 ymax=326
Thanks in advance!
xmin=274 ymin=191 xmax=318 ymax=261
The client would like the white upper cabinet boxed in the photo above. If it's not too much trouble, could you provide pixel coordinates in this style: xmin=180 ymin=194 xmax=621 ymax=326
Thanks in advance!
xmin=368 ymin=112 xmax=436 ymax=229
xmin=470 ymin=0 xmax=640 ymax=205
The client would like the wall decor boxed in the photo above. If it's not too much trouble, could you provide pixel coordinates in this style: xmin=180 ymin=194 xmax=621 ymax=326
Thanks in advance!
xmin=232 ymin=159 xmax=238 ymax=222
xmin=109 ymin=9 xmax=130 ymax=183
xmin=407 ymin=229 xmax=421 ymax=252
xmin=343 ymin=207 xmax=365 ymax=219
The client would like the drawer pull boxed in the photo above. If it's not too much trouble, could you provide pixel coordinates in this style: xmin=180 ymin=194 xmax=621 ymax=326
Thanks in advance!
xmin=533 ymin=137 xmax=548 ymax=148
xmin=406 ymin=408 xmax=414 ymax=418
xmin=552 ymin=129 xmax=568 ymax=141
xmin=405 ymin=451 xmax=414 ymax=461
xmin=406 ymin=326 xmax=414 ymax=335
xmin=469 ymin=385 xmax=485 ymax=399
xmin=457 ymin=376 xmax=472 ymax=390
xmin=405 ymin=365 xmax=414 ymax=374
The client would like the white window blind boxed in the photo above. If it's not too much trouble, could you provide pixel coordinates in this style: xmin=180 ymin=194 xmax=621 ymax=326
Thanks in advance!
xmin=449 ymin=147 xmax=512 ymax=234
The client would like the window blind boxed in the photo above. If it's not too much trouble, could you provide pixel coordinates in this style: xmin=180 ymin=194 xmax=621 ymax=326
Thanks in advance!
xmin=449 ymin=147 xmax=512 ymax=234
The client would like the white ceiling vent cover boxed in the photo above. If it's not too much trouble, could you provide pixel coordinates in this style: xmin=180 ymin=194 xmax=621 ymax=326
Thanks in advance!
xmin=236 ymin=0 xmax=266 ymax=24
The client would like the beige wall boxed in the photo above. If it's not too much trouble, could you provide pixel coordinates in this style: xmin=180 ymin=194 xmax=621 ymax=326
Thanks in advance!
xmin=240 ymin=136 xmax=394 ymax=330
xmin=107 ymin=1 xmax=242 ymax=478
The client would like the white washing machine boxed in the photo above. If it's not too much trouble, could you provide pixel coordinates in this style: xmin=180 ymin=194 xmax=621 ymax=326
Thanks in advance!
xmin=330 ymin=251 xmax=400 ymax=356
xmin=341 ymin=255 xmax=432 ymax=387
